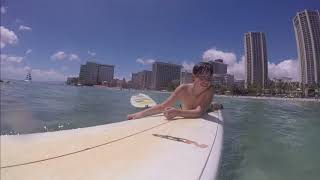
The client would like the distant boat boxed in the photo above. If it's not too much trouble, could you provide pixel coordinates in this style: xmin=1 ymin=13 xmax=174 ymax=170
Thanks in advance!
xmin=24 ymin=71 xmax=32 ymax=82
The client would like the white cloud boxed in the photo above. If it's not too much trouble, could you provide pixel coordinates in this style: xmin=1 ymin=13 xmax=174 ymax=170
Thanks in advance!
xmin=182 ymin=61 xmax=195 ymax=72
xmin=136 ymin=58 xmax=156 ymax=65
xmin=51 ymin=51 xmax=68 ymax=60
xmin=19 ymin=25 xmax=32 ymax=31
xmin=202 ymin=48 xmax=300 ymax=81
xmin=0 ymin=54 xmax=24 ymax=64
xmin=1 ymin=6 xmax=7 ymax=14
xmin=202 ymin=48 xmax=244 ymax=79
xmin=69 ymin=54 xmax=80 ymax=61
xmin=51 ymin=51 xmax=80 ymax=62
xmin=0 ymin=26 xmax=18 ymax=48
xmin=25 ymin=49 xmax=32 ymax=55
xmin=88 ymin=51 xmax=96 ymax=56
xmin=203 ymin=48 xmax=237 ymax=65
xmin=1 ymin=65 xmax=27 ymax=80
xmin=228 ymin=56 xmax=245 ymax=80
xmin=31 ymin=68 xmax=67 ymax=81
xmin=1 ymin=53 xmax=67 ymax=81
xmin=1 ymin=63 xmax=68 ymax=82
xmin=268 ymin=59 xmax=299 ymax=81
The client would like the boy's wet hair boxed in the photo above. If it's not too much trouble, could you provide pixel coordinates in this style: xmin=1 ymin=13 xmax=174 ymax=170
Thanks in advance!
xmin=192 ymin=62 xmax=213 ymax=80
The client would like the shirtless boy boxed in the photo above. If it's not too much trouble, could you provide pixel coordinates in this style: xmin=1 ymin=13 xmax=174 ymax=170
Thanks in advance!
xmin=127 ymin=62 xmax=214 ymax=120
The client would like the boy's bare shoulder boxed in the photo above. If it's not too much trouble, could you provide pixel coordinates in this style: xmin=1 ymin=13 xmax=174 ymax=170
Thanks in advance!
xmin=176 ymin=84 xmax=191 ymax=91
xmin=174 ymin=84 xmax=191 ymax=95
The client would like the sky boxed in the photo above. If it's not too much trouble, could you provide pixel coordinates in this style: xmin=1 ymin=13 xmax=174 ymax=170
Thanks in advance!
xmin=0 ymin=0 xmax=319 ymax=81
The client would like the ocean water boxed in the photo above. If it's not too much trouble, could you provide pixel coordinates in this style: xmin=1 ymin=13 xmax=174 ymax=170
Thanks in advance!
xmin=217 ymin=97 xmax=320 ymax=180
xmin=1 ymin=81 xmax=320 ymax=179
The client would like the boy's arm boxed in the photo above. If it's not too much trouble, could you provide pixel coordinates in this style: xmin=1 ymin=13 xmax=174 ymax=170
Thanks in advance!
xmin=164 ymin=107 xmax=202 ymax=119
xmin=127 ymin=85 xmax=185 ymax=119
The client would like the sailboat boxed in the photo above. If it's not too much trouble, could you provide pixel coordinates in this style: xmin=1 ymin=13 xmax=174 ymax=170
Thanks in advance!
xmin=24 ymin=71 xmax=32 ymax=82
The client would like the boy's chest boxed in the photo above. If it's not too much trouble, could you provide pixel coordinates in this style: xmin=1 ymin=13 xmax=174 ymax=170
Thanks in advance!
xmin=180 ymin=92 xmax=203 ymax=108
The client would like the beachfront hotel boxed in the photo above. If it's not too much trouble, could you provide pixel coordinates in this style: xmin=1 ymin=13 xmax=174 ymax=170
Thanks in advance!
xmin=212 ymin=74 xmax=235 ymax=89
xmin=132 ymin=70 xmax=153 ymax=89
xmin=131 ymin=72 xmax=139 ymax=89
xmin=152 ymin=62 xmax=182 ymax=90
xmin=180 ymin=71 xmax=193 ymax=84
xmin=293 ymin=10 xmax=320 ymax=86
xmin=207 ymin=59 xmax=235 ymax=88
xmin=98 ymin=64 xmax=115 ymax=84
xmin=208 ymin=59 xmax=228 ymax=74
xmin=140 ymin=70 xmax=153 ymax=89
xmin=79 ymin=62 xmax=114 ymax=85
xmin=244 ymin=32 xmax=268 ymax=89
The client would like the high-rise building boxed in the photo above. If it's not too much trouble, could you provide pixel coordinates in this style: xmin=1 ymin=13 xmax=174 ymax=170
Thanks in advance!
xmin=244 ymin=32 xmax=268 ymax=89
xmin=180 ymin=71 xmax=193 ymax=84
xmin=131 ymin=72 xmax=140 ymax=89
xmin=208 ymin=59 xmax=227 ymax=74
xmin=97 ymin=64 xmax=114 ymax=84
xmin=131 ymin=70 xmax=152 ymax=89
xmin=140 ymin=70 xmax=153 ymax=89
xmin=234 ymin=80 xmax=245 ymax=89
xmin=79 ymin=62 xmax=114 ymax=85
xmin=79 ymin=62 xmax=99 ymax=85
xmin=293 ymin=10 xmax=320 ymax=85
xmin=152 ymin=62 xmax=182 ymax=90
xmin=224 ymin=74 xmax=235 ymax=88
xmin=66 ymin=77 xmax=79 ymax=85
xmin=212 ymin=74 xmax=234 ymax=88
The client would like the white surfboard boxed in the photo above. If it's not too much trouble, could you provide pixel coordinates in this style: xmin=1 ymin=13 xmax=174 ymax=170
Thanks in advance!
xmin=0 ymin=110 xmax=224 ymax=180
xmin=130 ymin=93 xmax=157 ymax=108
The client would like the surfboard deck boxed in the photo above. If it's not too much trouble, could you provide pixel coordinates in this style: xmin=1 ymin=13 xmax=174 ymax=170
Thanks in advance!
xmin=0 ymin=110 xmax=224 ymax=180
xmin=130 ymin=93 xmax=157 ymax=108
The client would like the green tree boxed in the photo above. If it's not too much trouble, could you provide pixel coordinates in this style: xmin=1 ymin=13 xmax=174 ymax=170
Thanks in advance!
xmin=167 ymin=80 xmax=180 ymax=92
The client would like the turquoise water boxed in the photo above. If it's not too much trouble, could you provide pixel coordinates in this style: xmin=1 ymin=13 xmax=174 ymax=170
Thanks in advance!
xmin=0 ymin=81 xmax=170 ymax=134
xmin=1 ymin=81 xmax=320 ymax=179
xmin=218 ymin=98 xmax=320 ymax=180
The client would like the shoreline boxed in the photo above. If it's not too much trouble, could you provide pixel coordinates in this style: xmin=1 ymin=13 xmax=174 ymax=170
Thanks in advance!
xmin=215 ymin=94 xmax=320 ymax=103
xmin=104 ymin=87 xmax=320 ymax=102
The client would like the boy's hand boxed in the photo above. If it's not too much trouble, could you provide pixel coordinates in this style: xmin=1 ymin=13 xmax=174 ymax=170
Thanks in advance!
xmin=127 ymin=112 xmax=143 ymax=120
xmin=164 ymin=107 xmax=180 ymax=120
